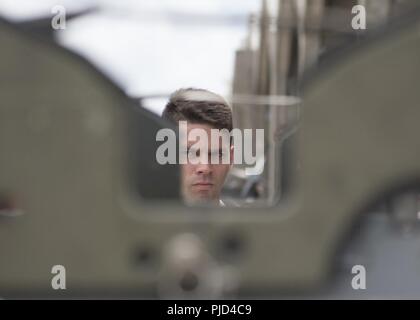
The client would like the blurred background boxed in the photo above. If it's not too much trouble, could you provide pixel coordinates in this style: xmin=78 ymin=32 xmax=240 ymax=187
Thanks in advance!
xmin=0 ymin=0 xmax=415 ymax=206
xmin=0 ymin=0 xmax=259 ymax=112
xmin=2 ymin=0 xmax=420 ymax=299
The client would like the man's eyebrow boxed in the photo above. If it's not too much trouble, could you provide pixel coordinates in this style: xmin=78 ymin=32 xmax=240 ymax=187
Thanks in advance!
xmin=186 ymin=146 xmax=200 ymax=151
xmin=186 ymin=144 xmax=227 ymax=150
xmin=185 ymin=147 xmax=225 ymax=153
xmin=209 ymin=148 xmax=226 ymax=153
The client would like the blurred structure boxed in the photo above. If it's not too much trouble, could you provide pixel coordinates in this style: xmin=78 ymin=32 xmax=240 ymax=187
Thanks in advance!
xmin=2 ymin=0 xmax=420 ymax=300
xmin=227 ymin=0 xmax=418 ymax=204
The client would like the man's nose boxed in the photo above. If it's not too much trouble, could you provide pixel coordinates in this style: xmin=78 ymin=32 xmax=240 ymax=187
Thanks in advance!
xmin=196 ymin=162 xmax=212 ymax=175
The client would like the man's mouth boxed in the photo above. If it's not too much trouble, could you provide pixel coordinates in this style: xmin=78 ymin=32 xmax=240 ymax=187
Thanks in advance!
xmin=192 ymin=182 xmax=213 ymax=190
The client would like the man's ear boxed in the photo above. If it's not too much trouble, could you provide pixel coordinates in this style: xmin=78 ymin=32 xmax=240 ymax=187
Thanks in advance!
xmin=230 ymin=145 xmax=234 ymax=166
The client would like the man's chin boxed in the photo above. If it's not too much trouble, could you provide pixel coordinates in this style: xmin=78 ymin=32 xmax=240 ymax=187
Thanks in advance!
xmin=184 ymin=193 xmax=218 ymax=206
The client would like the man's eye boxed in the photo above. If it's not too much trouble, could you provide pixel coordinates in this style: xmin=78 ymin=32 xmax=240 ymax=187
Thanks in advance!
xmin=188 ymin=149 xmax=200 ymax=157
xmin=210 ymin=151 xmax=224 ymax=158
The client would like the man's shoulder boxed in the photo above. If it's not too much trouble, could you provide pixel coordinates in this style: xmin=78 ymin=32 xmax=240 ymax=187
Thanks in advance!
xmin=219 ymin=199 xmax=240 ymax=207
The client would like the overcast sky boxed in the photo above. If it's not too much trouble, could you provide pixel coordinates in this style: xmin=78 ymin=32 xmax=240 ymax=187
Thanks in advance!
xmin=0 ymin=0 xmax=261 ymax=114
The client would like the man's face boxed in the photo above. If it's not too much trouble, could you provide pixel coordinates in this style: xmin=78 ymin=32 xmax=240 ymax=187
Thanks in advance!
xmin=181 ymin=122 xmax=232 ymax=205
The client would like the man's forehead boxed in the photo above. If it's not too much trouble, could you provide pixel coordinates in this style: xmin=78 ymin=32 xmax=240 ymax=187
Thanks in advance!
xmin=185 ymin=123 xmax=230 ymax=135
xmin=186 ymin=142 xmax=228 ymax=151
xmin=179 ymin=121 xmax=230 ymax=147
xmin=184 ymin=122 xmax=215 ymax=131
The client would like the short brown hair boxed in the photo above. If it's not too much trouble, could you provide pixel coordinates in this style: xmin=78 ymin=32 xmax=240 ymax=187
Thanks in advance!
xmin=162 ymin=88 xmax=232 ymax=131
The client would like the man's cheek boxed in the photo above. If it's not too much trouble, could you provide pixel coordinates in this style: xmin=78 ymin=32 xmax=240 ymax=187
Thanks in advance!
xmin=219 ymin=165 xmax=230 ymax=179
xmin=180 ymin=166 xmax=189 ymax=191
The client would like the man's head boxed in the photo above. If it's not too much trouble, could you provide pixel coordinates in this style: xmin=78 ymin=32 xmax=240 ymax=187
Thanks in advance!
xmin=162 ymin=88 xmax=233 ymax=205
